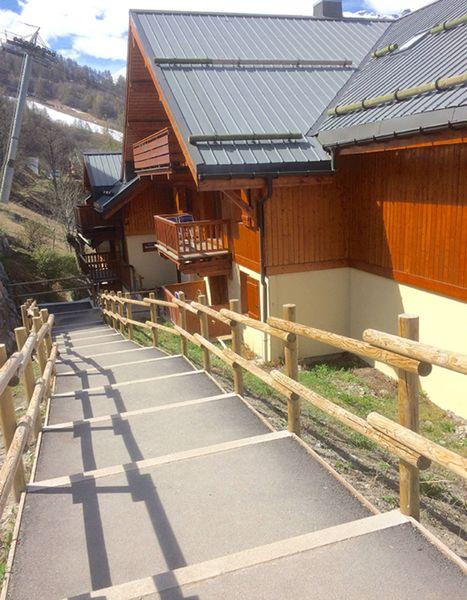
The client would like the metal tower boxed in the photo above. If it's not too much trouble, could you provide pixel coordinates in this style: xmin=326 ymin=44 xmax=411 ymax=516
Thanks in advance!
xmin=0 ymin=26 xmax=56 ymax=204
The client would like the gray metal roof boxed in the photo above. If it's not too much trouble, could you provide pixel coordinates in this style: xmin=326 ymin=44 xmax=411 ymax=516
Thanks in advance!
xmin=94 ymin=177 xmax=139 ymax=214
xmin=83 ymin=152 xmax=122 ymax=189
xmin=315 ymin=0 xmax=467 ymax=146
xmin=131 ymin=10 xmax=389 ymax=66
xmin=130 ymin=10 xmax=389 ymax=176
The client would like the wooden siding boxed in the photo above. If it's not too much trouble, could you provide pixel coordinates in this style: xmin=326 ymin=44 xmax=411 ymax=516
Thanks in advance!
xmin=262 ymin=142 xmax=466 ymax=301
xmin=123 ymin=31 xmax=185 ymax=171
xmin=264 ymin=179 xmax=347 ymax=275
xmin=222 ymin=192 xmax=261 ymax=272
xmin=341 ymin=144 xmax=466 ymax=301
xmin=124 ymin=181 xmax=174 ymax=236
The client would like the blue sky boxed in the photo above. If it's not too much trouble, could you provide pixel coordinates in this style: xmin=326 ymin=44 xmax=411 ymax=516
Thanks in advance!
xmin=0 ymin=0 xmax=432 ymax=76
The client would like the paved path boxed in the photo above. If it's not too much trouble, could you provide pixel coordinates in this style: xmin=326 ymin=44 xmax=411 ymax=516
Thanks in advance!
xmin=4 ymin=304 xmax=466 ymax=599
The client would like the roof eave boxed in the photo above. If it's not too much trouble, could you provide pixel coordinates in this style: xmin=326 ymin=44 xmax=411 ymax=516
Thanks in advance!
xmin=316 ymin=105 xmax=467 ymax=149
xmin=197 ymin=159 xmax=333 ymax=180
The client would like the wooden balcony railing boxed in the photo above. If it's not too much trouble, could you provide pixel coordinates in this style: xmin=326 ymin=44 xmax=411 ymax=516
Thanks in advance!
xmin=78 ymin=252 xmax=118 ymax=283
xmin=154 ymin=214 xmax=230 ymax=261
xmin=133 ymin=127 xmax=184 ymax=174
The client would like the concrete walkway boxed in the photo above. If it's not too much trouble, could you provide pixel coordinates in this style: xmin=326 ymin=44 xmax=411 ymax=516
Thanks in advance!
xmin=4 ymin=304 xmax=466 ymax=599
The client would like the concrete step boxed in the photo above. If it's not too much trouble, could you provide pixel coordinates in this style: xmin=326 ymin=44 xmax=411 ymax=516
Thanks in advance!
xmin=74 ymin=514 xmax=465 ymax=600
xmin=52 ymin=355 xmax=195 ymax=395
xmin=54 ymin=322 xmax=108 ymax=336
xmin=58 ymin=339 xmax=138 ymax=357
xmin=48 ymin=370 xmax=223 ymax=423
xmin=36 ymin=394 xmax=271 ymax=480
xmin=55 ymin=346 xmax=166 ymax=373
xmin=8 ymin=434 xmax=372 ymax=600
xmin=56 ymin=330 xmax=120 ymax=346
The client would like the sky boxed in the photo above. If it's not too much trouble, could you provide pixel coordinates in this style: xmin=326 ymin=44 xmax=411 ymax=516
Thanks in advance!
xmin=0 ymin=0 xmax=435 ymax=77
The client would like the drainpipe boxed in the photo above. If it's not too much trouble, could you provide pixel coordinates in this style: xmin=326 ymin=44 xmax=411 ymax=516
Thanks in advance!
xmin=258 ymin=176 xmax=273 ymax=359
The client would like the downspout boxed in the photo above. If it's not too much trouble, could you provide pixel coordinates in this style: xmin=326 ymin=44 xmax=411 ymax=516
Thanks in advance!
xmin=258 ymin=175 xmax=273 ymax=359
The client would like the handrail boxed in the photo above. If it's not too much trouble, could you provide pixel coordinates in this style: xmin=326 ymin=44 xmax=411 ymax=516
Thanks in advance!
xmin=0 ymin=304 xmax=57 ymax=521
xmin=271 ymin=370 xmax=430 ymax=470
xmin=0 ymin=343 xmax=58 ymax=517
xmin=222 ymin=309 xmax=295 ymax=343
xmin=268 ymin=316 xmax=431 ymax=376
xmin=367 ymin=412 xmax=467 ymax=478
xmin=363 ymin=329 xmax=467 ymax=376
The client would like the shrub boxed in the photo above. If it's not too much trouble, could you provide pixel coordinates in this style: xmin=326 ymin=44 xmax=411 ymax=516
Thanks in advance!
xmin=32 ymin=246 xmax=78 ymax=280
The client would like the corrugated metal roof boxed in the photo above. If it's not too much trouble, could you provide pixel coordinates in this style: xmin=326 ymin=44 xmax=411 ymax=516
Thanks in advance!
xmin=316 ymin=0 xmax=467 ymax=143
xmin=131 ymin=11 xmax=389 ymax=66
xmin=158 ymin=64 xmax=354 ymax=174
xmin=83 ymin=152 xmax=122 ymax=189
xmin=130 ymin=10 xmax=388 ymax=175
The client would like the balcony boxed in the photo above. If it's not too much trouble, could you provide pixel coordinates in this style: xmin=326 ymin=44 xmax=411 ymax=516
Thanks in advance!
xmin=154 ymin=214 xmax=232 ymax=275
xmin=74 ymin=205 xmax=118 ymax=242
xmin=133 ymin=128 xmax=185 ymax=175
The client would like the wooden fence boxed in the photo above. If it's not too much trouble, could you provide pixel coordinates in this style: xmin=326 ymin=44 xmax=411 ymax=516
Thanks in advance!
xmin=0 ymin=299 xmax=57 ymax=519
xmin=100 ymin=290 xmax=467 ymax=521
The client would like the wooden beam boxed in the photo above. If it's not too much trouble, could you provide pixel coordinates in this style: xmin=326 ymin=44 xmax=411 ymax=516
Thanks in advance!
xmin=283 ymin=304 xmax=300 ymax=436
xmin=367 ymin=412 xmax=467 ymax=480
xmin=397 ymin=314 xmax=420 ymax=521
xmin=271 ymin=370 xmax=430 ymax=470
xmin=363 ymin=329 xmax=467 ymax=376
xmin=198 ymin=174 xmax=334 ymax=192
xmin=268 ymin=316 xmax=431 ymax=376
xmin=229 ymin=299 xmax=244 ymax=396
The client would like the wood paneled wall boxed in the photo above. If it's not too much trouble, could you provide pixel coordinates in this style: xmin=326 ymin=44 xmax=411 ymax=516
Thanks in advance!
xmin=124 ymin=181 xmax=174 ymax=236
xmin=264 ymin=179 xmax=347 ymax=275
xmin=261 ymin=142 xmax=466 ymax=301
xmin=340 ymin=144 xmax=466 ymax=301
xmin=221 ymin=193 xmax=260 ymax=271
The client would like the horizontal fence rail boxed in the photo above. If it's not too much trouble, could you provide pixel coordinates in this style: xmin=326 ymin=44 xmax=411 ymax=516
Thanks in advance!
xmin=98 ymin=290 xmax=467 ymax=524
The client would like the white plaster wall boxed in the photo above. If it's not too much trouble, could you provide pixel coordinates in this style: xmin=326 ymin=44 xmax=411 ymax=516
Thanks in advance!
xmin=349 ymin=269 xmax=467 ymax=418
xmin=126 ymin=235 xmax=177 ymax=289
xmin=267 ymin=268 xmax=350 ymax=361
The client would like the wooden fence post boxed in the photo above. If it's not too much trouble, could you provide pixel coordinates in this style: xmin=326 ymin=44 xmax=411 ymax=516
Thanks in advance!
xmin=40 ymin=308 xmax=52 ymax=355
xmin=15 ymin=327 xmax=35 ymax=408
xmin=125 ymin=293 xmax=134 ymax=341
xmin=20 ymin=304 xmax=29 ymax=332
xmin=110 ymin=292 xmax=117 ymax=330
xmin=283 ymin=304 xmax=300 ymax=436
xmin=0 ymin=345 xmax=26 ymax=501
xmin=149 ymin=292 xmax=158 ymax=347
xmin=117 ymin=292 xmax=124 ymax=333
xmin=198 ymin=294 xmax=211 ymax=373
xmin=178 ymin=291 xmax=188 ymax=356
xmin=33 ymin=316 xmax=47 ymax=375
xmin=230 ymin=299 xmax=244 ymax=395
xmin=397 ymin=313 xmax=420 ymax=521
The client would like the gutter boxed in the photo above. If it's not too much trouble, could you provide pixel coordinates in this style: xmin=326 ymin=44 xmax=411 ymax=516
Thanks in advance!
xmin=258 ymin=176 xmax=274 ymax=359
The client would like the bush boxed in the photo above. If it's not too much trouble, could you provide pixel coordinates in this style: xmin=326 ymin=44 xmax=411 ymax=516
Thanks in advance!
xmin=32 ymin=246 xmax=78 ymax=280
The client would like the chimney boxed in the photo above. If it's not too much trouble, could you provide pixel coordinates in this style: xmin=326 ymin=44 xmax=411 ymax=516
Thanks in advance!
xmin=313 ymin=0 xmax=343 ymax=18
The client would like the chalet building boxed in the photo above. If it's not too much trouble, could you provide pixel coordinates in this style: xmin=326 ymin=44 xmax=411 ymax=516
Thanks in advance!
xmin=74 ymin=0 xmax=466 ymax=416
xmin=74 ymin=150 xmax=178 ymax=291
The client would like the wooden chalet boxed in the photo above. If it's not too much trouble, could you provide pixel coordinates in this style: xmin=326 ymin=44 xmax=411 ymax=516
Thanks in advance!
xmin=73 ymin=0 xmax=466 ymax=416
